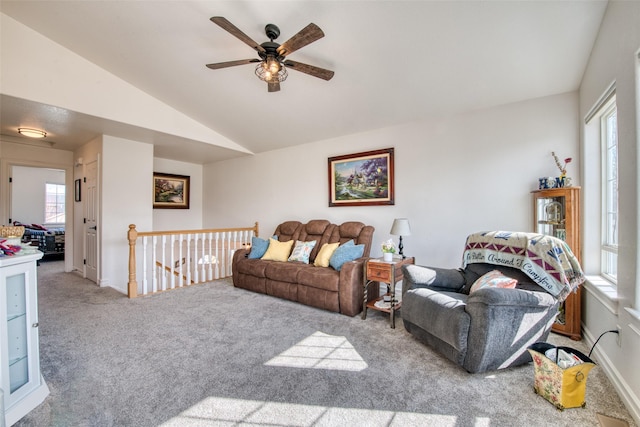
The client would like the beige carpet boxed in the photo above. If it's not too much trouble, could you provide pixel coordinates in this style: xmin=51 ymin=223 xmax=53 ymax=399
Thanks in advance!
xmin=13 ymin=259 xmax=637 ymax=427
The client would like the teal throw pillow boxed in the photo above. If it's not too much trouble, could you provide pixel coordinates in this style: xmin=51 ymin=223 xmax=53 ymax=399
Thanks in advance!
xmin=248 ymin=236 xmax=272 ymax=259
xmin=329 ymin=240 xmax=364 ymax=271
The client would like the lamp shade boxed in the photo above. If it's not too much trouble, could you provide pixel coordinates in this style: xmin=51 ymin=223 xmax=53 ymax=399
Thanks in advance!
xmin=390 ymin=218 xmax=411 ymax=236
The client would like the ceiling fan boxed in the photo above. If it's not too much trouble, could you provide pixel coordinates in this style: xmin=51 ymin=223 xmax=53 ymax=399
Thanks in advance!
xmin=206 ymin=16 xmax=334 ymax=92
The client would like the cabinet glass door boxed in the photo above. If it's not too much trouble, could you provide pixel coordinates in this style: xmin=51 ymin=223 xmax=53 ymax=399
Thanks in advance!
xmin=536 ymin=195 xmax=567 ymax=241
xmin=5 ymin=272 xmax=30 ymax=394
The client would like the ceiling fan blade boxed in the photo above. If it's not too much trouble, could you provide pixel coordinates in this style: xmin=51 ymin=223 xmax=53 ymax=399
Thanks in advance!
xmin=206 ymin=59 xmax=260 ymax=70
xmin=283 ymin=60 xmax=334 ymax=81
xmin=210 ymin=16 xmax=266 ymax=54
xmin=276 ymin=23 xmax=324 ymax=57
xmin=268 ymin=81 xmax=281 ymax=92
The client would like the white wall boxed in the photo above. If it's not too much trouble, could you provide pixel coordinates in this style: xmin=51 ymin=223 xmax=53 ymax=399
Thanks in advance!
xmin=579 ymin=1 xmax=640 ymax=423
xmin=153 ymin=158 xmax=203 ymax=231
xmin=11 ymin=166 xmax=65 ymax=225
xmin=100 ymin=136 xmax=153 ymax=292
xmin=203 ymin=92 xmax=579 ymax=268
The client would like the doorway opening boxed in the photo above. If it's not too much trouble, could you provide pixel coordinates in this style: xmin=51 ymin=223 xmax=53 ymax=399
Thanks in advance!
xmin=4 ymin=162 xmax=75 ymax=276
xmin=10 ymin=165 xmax=66 ymax=260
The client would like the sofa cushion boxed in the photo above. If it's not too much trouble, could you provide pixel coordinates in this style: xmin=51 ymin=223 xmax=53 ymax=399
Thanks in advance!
xmin=261 ymin=238 xmax=294 ymax=262
xmin=469 ymin=270 xmax=517 ymax=293
xmin=298 ymin=220 xmax=334 ymax=262
xmin=403 ymin=288 xmax=470 ymax=353
xmin=304 ymin=220 xmax=332 ymax=235
xmin=314 ymin=242 xmax=340 ymax=267
xmin=298 ymin=284 xmax=340 ymax=312
xmin=297 ymin=266 xmax=340 ymax=292
xmin=265 ymin=261 xmax=306 ymax=283
xmin=235 ymin=258 xmax=270 ymax=277
xmin=288 ymin=240 xmax=317 ymax=264
xmin=334 ymin=222 xmax=365 ymax=243
xmin=329 ymin=240 xmax=364 ymax=271
xmin=273 ymin=221 xmax=302 ymax=242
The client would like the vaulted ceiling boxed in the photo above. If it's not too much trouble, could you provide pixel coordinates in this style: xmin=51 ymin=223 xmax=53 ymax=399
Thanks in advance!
xmin=0 ymin=1 xmax=607 ymax=164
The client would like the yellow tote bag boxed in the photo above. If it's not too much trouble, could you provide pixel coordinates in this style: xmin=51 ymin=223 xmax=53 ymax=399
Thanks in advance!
xmin=528 ymin=342 xmax=596 ymax=410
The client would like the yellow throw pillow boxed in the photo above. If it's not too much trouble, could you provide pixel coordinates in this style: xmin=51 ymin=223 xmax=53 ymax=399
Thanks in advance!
xmin=314 ymin=242 xmax=340 ymax=267
xmin=261 ymin=238 xmax=295 ymax=262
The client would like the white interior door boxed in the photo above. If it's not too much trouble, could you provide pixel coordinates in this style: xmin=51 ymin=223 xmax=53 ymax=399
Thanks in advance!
xmin=84 ymin=160 xmax=98 ymax=283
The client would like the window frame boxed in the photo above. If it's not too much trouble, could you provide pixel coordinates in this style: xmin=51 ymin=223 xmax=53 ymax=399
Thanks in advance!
xmin=44 ymin=182 xmax=65 ymax=225
xmin=599 ymin=97 xmax=618 ymax=284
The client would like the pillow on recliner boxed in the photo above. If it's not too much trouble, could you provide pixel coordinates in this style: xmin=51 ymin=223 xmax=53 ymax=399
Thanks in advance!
xmin=469 ymin=270 xmax=517 ymax=293
xmin=462 ymin=263 xmax=539 ymax=294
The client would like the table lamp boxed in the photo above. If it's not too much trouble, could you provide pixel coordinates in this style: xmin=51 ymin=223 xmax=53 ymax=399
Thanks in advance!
xmin=390 ymin=218 xmax=411 ymax=259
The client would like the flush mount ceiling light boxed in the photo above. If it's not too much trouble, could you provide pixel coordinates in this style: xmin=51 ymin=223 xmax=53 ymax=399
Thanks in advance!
xmin=18 ymin=128 xmax=47 ymax=138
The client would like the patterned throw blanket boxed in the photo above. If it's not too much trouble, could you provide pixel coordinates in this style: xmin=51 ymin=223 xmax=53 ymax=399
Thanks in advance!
xmin=462 ymin=231 xmax=585 ymax=301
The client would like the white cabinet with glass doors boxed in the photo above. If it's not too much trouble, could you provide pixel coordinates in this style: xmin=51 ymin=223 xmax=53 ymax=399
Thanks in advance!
xmin=0 ymin=252 xmax=49 ymax=426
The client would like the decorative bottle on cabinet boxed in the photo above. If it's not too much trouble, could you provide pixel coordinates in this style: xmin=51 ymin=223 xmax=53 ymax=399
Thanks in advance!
xmin=532 ymin=186 xmax=581 ymax=340
xmin=0 ymin=252 xmax=49 ymax=426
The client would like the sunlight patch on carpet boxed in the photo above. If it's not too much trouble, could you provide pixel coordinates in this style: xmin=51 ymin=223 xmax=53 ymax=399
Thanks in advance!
xmin=264 ymin=331 xmax=368 ymax=372
xmin=160 ymin=396 xmax=459 ymax=426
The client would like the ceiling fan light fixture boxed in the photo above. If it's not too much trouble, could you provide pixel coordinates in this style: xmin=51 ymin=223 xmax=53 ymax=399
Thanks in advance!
xmin=208 ymin=17 xmax=333 ymax=92
xmin=255 ymin=60 xmax=288 ymax=83
xmin=18 ymin=128 xmax=47 ymax=138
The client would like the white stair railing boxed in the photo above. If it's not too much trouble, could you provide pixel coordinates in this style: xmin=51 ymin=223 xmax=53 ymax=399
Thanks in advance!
xmin=127 ymin=223 xmax=258 ymax=298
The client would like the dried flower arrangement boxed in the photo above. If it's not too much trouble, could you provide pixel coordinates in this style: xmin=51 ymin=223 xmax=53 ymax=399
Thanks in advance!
xmin=552 ymin=152 xmax=572 ymax=177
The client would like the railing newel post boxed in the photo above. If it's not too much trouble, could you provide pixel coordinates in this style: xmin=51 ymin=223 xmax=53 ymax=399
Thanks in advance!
xmin=127 ymin=224 xmax=138 ymax=298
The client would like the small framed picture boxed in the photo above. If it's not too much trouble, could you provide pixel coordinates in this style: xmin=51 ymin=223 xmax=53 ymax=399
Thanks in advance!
xmin=153 ymin=172 xmax=190 ymax=209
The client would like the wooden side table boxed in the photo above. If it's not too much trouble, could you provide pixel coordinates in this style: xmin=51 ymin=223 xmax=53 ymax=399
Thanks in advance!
xmin=362 ymin=256 xmax=415 ymax=328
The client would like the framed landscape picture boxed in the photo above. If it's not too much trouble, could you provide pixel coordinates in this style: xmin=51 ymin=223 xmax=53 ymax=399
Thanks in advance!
xmin=328 ymin=148 xmax=394 ymax=207
xmin=153 ymin=172 xmax=190 ymax=209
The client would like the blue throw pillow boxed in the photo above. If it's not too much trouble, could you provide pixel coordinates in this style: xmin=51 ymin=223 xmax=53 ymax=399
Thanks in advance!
xmin=248 ymin=236 xmax=272 ymax=259
xmin=329 ymin=240 xmax=364 ymax=271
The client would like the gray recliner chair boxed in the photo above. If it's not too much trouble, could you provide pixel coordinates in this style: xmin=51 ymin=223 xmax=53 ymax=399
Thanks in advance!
xmin=401 ymin=262 xmax=560 ymax=373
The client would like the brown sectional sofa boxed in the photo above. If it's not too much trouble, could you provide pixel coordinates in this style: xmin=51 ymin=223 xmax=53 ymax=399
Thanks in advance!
xmin=231 ymin=220 xmax=375 ymax=316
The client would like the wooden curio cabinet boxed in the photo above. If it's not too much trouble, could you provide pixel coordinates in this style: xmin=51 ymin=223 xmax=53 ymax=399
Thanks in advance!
xmin=532 ymin=187 xmax=581 ymax=340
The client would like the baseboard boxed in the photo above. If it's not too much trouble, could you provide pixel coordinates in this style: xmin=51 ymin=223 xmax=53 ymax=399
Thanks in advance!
xmin=104 ymin=280 xmax=130 ymax=296
xmin=583 ymin=326 xmax=640 ymax=425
